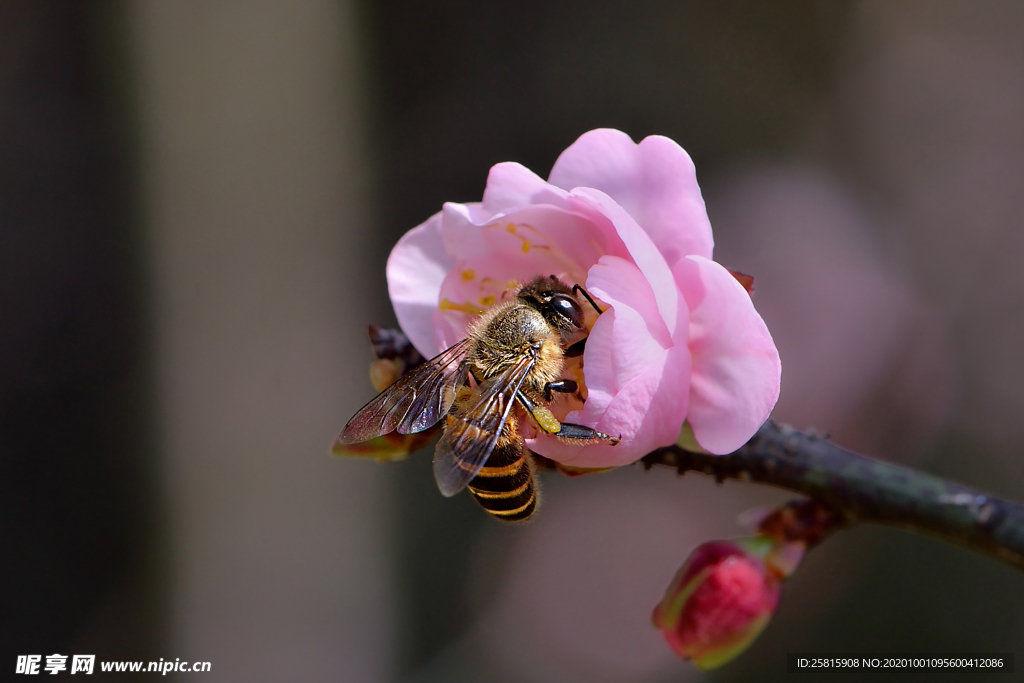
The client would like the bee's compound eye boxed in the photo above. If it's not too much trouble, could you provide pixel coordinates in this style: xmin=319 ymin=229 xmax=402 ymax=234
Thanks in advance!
xmin=549 ymin=294 xmax=584 ymax=328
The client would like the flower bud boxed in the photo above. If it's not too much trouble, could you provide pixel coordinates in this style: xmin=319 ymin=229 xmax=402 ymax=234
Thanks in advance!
xmin=331 ymin=426 xmax=438 ymax=462
xmin=369 ymin=358 xmax=401 ymax=393
xmin=652 ymin=537 xmax=799 ymax=670
xmin=333 ymin=325 xmax=436 ymax=461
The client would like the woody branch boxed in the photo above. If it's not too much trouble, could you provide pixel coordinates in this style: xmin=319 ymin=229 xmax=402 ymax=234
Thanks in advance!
xmin=641 ymin=420 xmax=1024 ymax=572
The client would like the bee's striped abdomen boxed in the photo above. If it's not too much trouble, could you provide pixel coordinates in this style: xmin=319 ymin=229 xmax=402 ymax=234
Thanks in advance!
xmin=468 ymin=439 xmax=537 ymax=522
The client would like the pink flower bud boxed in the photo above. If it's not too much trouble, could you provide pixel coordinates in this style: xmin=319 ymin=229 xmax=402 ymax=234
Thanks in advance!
xmin=652 ymin=537 xmax=793 ymax=670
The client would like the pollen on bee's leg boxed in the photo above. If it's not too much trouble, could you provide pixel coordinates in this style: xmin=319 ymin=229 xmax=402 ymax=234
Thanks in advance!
xmin=530 ymin=405 xmax=562 ymax=434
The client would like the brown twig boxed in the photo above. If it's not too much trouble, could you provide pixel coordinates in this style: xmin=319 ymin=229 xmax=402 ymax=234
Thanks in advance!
xmin=642 ymin=420 xmax=1024 ymax=572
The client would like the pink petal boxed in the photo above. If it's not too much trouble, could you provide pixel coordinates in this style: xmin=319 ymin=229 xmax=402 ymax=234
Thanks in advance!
xmin=441 ymin=202 xmax=612 ymax=275
xmin=432 ymin=202 xmax=621 ymax=347
xmin=529 ymin=256 xmax=691 ymax=467
xmin=586 ymin=256 xmax=672 ymax=379
xmin=675 ymin=256 xmax=781 ymax=454
xmin=439 ymin=202 xmax=494 ymax=261
xmin=387 ymin=212 xmax=454 ymax=359
xmin=430 ymin=307 xmax=470 ymax=355
xmin=568 ymin=188 xmax=680 ymax=335
xmin=482 ymin=162 xmax=570 ymax=213
xmin=549 ymin=129 xmax=714 ymax=266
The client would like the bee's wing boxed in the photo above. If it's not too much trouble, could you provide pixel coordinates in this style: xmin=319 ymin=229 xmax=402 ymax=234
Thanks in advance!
xmin=432 ymin=354 xmax=535 ymax=498
xmin=336 ymin=338 xmax=473 ymax=445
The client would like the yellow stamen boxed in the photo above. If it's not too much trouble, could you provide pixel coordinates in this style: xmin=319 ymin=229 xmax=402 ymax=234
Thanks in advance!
xmin=439 ymin=298 xmax=486 ymax=316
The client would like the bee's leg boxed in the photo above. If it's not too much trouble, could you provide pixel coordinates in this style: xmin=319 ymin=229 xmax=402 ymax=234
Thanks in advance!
xmin=543 ymin=379 xmax=577 ymax=402
xmin=564 ymin=337 xmax=586 ymax=358
xmin=554 ymin=422 xmax=620 ymax=445
xmin=516 ymin=391 xmax=620 ymax=445
xmin=516 ymin=391 xmax=562 ymax=434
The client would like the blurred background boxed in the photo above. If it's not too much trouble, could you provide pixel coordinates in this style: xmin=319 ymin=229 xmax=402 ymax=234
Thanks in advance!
xmin=2 ymin=1 xmax=1023 ymax=681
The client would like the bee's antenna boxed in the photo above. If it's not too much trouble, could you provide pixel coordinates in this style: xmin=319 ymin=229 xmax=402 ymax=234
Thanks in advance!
xmin=572 ymin=284 xmax=604 ymax=315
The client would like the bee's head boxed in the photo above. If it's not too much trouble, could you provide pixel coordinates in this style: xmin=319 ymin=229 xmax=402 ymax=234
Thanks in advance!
xmin=518 ymin=275 xmax=585 ymax=331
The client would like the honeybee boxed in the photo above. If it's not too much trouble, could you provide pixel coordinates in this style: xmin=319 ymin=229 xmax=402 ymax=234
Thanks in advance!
xmin=336 ymin=275 xmax=619 ymax=521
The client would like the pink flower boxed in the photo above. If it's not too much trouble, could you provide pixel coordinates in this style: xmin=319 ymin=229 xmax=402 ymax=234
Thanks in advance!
xmin=652 ymin=537 xmax=801 ymax=670
xmin=387 ymin=129 xmax=780 ymax=467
